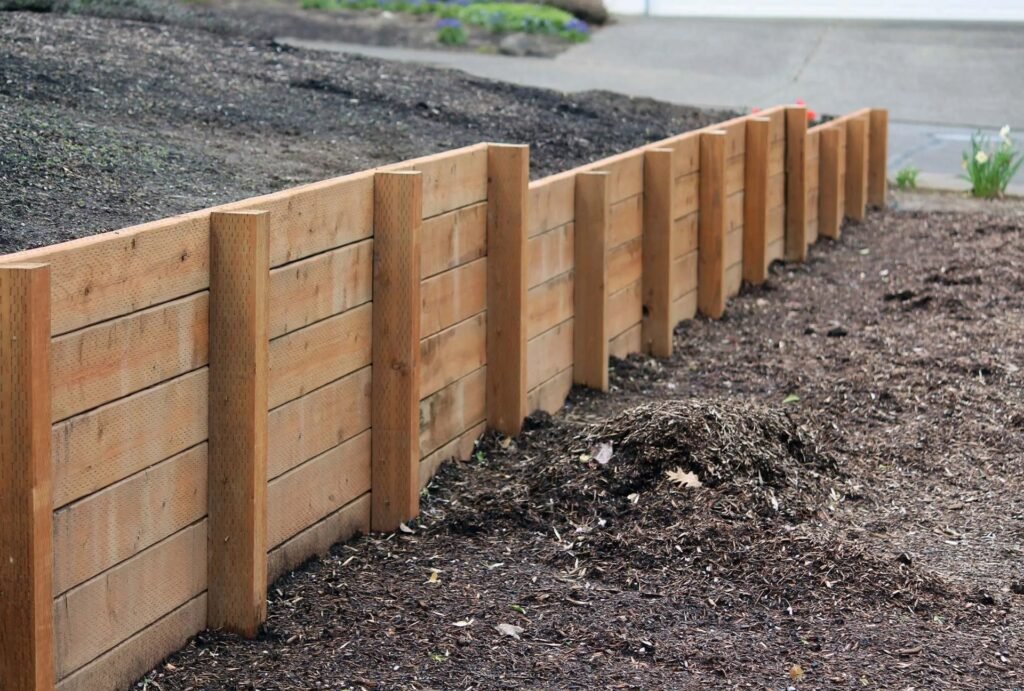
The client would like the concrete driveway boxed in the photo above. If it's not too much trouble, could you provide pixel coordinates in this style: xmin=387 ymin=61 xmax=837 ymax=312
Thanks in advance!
xmin=282 ymin=16 xmax=1024 ymax=191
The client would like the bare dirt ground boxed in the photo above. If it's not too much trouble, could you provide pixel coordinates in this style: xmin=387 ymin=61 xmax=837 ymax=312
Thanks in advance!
xmin=0 ymin=8 xmax=730 ymax=253
xmin=148 ymin=204 xmax=1024 ymax=689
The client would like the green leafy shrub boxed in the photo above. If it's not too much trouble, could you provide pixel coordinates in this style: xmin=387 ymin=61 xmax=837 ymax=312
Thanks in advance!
xmin=895 ymin=166 xmax=919 ymax=190
xmin=436 ymin=17 xmax=467 ymax=44
xmin=962 ymin=126 xmax=1022 ymax=199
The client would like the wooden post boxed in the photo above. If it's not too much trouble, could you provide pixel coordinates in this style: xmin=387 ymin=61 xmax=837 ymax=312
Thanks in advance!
xmin=846 ymin=116 xmax=869 ymax=221
xmin=207 ymin=211 xmax=270 ymax=638
xmin=486 ymin=144 xmax=529 ymax=436
xmin=743 ymin=117 xmax=771 ymax=284
xmin=371 ymin=171 xmax=422 ymax=533
xmin=698 ymin=130 xmax=727 ymax=319
xmin=0 ymin=263 xmax=54 ymax=691
xmin=818 ymin=127 xmax=843 ymax=239
xmin=868 ymin=108 xmax=889 ymax=208
xmin=642 ymin=147 xmax=674 ymax=358
xmin=574 ymin=171 xmax=610 ymax=391
xmin=785 ymin=106 xmax=808 ymax=262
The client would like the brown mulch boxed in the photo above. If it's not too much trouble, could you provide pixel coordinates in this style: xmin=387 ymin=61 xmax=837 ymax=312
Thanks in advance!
xmin=147 ymin=205 xmax=1024 ymax=689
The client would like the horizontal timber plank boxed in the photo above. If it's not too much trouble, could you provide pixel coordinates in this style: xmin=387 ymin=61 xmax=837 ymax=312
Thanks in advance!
xmin=768 ymin=140 xmax=785 ymax=176
xmin=420 ymin=202 xmax=487 ymax=279
xmin=51 ymin=292 xmax=209 ymax=422
xmin=421 ymin=258 xmax=487 ymax=338
xmin=768 ymin=172 xmax=786 ymax=209
xmin=766 ymin=238 xmax=785 ymax=268
xmin=267 ymin=430 xmax=371 ymax=549
xmin=527 ymin=366 xmax=573 ymax=416
xmin=607 ymin=236 xmax=642 ymax=295
xmin=527 ymin=270 xmax=573 ymax=340
xmin=595 ymin=152 xmax=644 ymax=203
xmin=527 ymin=318 xmax=573 ymax=391
xmin=52 ymin=444 xmax=206 ymax=596
xmin=419 ymin=422 xmax=485 ymax=490
xmin=668 ymin=134 xmax=700 ymax=178
xmin=608 ymin=323 xmax=641 ymax=359
xmin=56 ymin=594 xmax=207 ymax=691
xmin=52 ymin=367 xmax=208 ymax=508
xmin=527 ymin=223 xmax=574 ymax=289
xmin=671 ymin=251 xmax=698 ymax=302
xmin=607 ymin=281 xmax=642 ymax=341
xmin=726 ymin=226 xmax=743 ymax=268
xmin=268 ymin=494 xmax=370 ymax=585
xmin=725 ymin=262 xmax=743 ymax=298
xmin=527 ymin=176 xmax=574 ymax=238
xmin=54 ymin=521 xmax=207 ymax=679
xmin=727 ymin=191 xmax=744 ymax=233
xmin=267 ymin=365 xmax=371 ymax=480
xmin=607 ymin=194 xmax=643 ymax=249
xmin=673 ymin=172 xmax=700 ymax=219
xmin=268 ymin=239 xmax=372 ymax=339
xmin=268 ymin=302 xmax=372 ymax=409
xmin=767 ymin=205 xmax=786 ymax=242
xmin=420 ymin=312 xmax=487 ymax=399
xmin=392 ymin=145 xmax=488 ymax=219
xmin=725 ymin=155 xmax=745 ymax=195
xmin=672 ymin=290 xmax=697 ymax=325
xmin=673 ymin=213 xmax=699 ymax=258
xmin=420 ymin=367 xmax=486 ymax=458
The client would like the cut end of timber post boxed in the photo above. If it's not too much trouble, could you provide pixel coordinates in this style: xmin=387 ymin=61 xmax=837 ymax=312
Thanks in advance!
xmin=0 ymin=262 xmax=55 ymax=691
xmin=574 ymin=170 xmax=610 ymax=391
xmin=371 ymin=171 xmax=423 ymax=533
xmin=743 ymin=117 xmax=771 ymax=286
xmin=818 ymin=127 xmax=843 ymax=240
xmin=207 ymin=209 xmax=270 ymax=639
xmin=642 ymin=147 xmax=675 ymax=359
xmin=698 ymin=130 xmax=727 ymax=320
xmin=486 ymin=144 xmax=529 ymax=436
xmin=785 ymin=106 xmax=808 ymax=263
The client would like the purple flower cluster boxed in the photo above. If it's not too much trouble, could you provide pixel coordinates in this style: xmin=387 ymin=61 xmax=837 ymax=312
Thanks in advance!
xmin=565 ymin=18 xmax=589 ymax=33
xmin=436 ymin=17 xmax=463 ymax=27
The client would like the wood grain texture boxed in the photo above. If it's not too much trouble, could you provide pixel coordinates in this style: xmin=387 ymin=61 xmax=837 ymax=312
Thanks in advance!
xmin=206 ymin=211 xmax=270 ymax=638
xmin=56 ymin=594 xmax=206 ymax=691
xmin=267 ymin=494 xmax=370 ymax=584
xmin=527 ymin=271 xmax=574 ymax=340
xmin=419 ymin=367 xmax=487 ymax=458
xmin=53 ymin=521 xmax=207 ymax=679
xmin=420 ymin=202 xmax=487 ymax=279
xmin=668 ymin=134 xmax=700 ymax=178
xmin=785 ymin=106 xmax=808 ymax=262
xmin=420 ymin=258 xmax=486 ymax=339
xmin=419 ymin=422 xmax=485 ymax=490
xmin=743 ymin=117 xmax=771 ymax=284
xmin=420 ymin=312 xmax=487 ymax=399
xmin=574 ymin=172 xmax=610 ymax=391
xmin=371 ymin=171 xmax=422 ymax=532
xmin=642 ymin=148 xmax=675 ymax=357
xmin=485 ymin=144 xmax=529 ymax=436
xmin=527 ymin=223 xmax=574 ymax=289
xmin=527 ymin=176 xmax=574 ymax=238
xmin=846 ymin=116 xmax=869 ymax=221
xmin=0 ymin=263 xmax=54 ymax=691
xmin=268 ymin=238 xmax=372 ymax=339
xmin=673 ymin=173 xmax=700 ymax=219
xmin=607 ymin=236 xmax=642 ymax=295
xmin=673 ymin=213 xmax=699 ymax=258
xmin=267 ymin=302 xmax=372 ymax=410
xmin=52 ymin=443 xmax=206 ymax=597
xmin=868 ymin=109 xmax=889 ymax=208
xmin=699 ymin=131 xmax=727 ymax=319
xmin=50 ymin=291 xmax=209 ymax=423
xmin=267 ymin=365 xmax=371 ymax=480
xmin=394 ymin=145 xmax=488 ymax=219
xmin=608 ymin=281 xmax=642 ymax=341
xmin=52 ymin=367 xmax=208 ymax=509
xmin=527 ymin=318 xmax=573 ymax=391
xmin=267 ymin=430 xmax=371 ymax=548
xmin=818 ymin=127 xmax=843 ymax=239
xmin=607 ymin=194 xmax=643 ymax=249
xmin=526 ymin=365 xmax=573 ymax=416
xmin=608 ymin=322 xmax=641 ymax=359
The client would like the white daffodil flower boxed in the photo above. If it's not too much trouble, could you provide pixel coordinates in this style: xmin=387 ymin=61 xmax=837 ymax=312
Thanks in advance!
xmin=1000 ymin=125 xmax=1012 ymax=145
xmin=975 ymin=150 xmax=989 ymax=165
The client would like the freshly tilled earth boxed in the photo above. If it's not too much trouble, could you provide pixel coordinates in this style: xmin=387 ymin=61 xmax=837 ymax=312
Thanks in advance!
xmin=150 ymin=207 xmax=1024 ymax=689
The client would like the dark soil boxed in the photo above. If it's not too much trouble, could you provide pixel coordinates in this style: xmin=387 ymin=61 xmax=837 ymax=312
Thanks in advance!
xmin=149 ymin=206 xmax=1024 ymax=689
xmin=0 ymin=8 xmax=731 ymax=253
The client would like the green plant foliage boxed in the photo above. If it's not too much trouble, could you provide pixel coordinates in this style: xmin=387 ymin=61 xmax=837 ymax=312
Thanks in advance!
xmin=436 ymin=17 xmax=467 ymax=44
xmin=895 ymin=166 xmax=919 ymax=190
xmin=962 ymin=127 xmax=1023 ymax=199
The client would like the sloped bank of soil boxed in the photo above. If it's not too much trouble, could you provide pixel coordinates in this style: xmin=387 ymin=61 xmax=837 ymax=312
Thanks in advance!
xmin=148 ymin=204 xmax=1024 ymax=690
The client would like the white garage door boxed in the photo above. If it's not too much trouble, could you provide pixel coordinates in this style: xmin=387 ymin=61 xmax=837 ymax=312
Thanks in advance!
xmin=605 ymin=0 xmax=1024 ymax=21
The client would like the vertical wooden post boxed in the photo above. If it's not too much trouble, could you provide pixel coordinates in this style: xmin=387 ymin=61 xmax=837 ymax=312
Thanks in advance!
xmin=868 ymin=108 xmax=889 ymax=208
xmin=0 ymin=263 xmax=54 ymax=691
xmin=818 ymin=127 xmax=843 ymax=239
xmin=574 ymin=171 xmax=610 ymax=391
xmin=846 ymin=116 xmax=869 ymax=221
xmin=207 ymin=211 xmax=270 ymax=638
xmin=642 ymin=147 xmax=675 ymax=358
xmin=372 ymin=171 xmax=422 ymax=532
xmin=486 ymin=144 xmax=529 ymax=436
xmin=698 ymin=130 xmax=727 ymax=319
xmin=785 ymin=106 xmax=808 ymax=262
xmin=743 ymin=117 xmax=771 ymax=285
